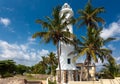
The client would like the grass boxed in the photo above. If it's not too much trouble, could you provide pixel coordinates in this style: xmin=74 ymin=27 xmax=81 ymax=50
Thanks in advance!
xmin=25 ymin=74 xmax=41 ymax=80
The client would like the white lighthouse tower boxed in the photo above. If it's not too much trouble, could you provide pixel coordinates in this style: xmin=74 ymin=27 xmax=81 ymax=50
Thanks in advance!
xmin=56 ymin=3 xmax=78 ymax=84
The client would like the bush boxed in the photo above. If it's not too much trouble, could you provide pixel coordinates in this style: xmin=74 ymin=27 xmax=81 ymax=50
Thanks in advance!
xmin=3 ymin=72 xmax=13 ymax=78
xmin=26 ymin=74 xmax=33 ymax=77
xmin=48 ymin=80 xmax=56 ymax=84
xmin=99 ymin=73 xmax=114 ymax=79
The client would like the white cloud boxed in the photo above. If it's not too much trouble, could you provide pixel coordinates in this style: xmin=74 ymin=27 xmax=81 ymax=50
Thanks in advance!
xmin=38 ymin=49 xmax=49 ymax=56
xmin=76 ymin=56 xmax=84 ymax=63
xmin=0 ymin=40 xmax=49 ymax=66
xmin=116 ymin=38 xmax=120 ymax=41
xmin=95 ymin=56 xmax=120 ymax=71
xmin=115 ymin=57 xmax=120 ymax=64
xmin=95 ymin=58 xmax=108 ymax=72
xmin=95 ymin=58 xmax=105 ymax=67
xmin=100 ymin=20 xmax=120 ymax=39
xmin=0 ymin=17 xmax=11 ymax=26
xmin=28 ymin=37 xmax=35 ymax=42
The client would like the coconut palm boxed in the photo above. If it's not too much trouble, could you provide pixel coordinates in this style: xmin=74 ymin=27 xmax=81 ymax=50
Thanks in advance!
xmin=70 ymin=28 xmax=115 ymax=81
xmin=31 ymin=56 xmax=49 ymax=74
xmin=40 ymin=56 xmax=48 ymax=71
xmin=75 ymin=0 xmax=114 ymax=81
xmin=47 ymin=52 xmax=57 ymax=66
xmin=77 ymin=0 xmax=105 ymax=29
xmin=100 ymin=59 xmax=120 ymax=79
xmin=32 ymin=6 xmax=75 ymax=83
xmin=47 ymin=52 xmax=58 ymax=75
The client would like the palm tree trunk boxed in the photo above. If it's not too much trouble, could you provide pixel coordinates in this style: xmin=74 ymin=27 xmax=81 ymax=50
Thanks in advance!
xmin=87 ymin=61 xmax=89 ymax=81
xmin=86 ymin=54 xmax=90 ymax=81
xmin=57 ymin=42 xmax=61 ymax=84
xmin=80 ymin=59 xmax=87 ymax=81
xmin=80 ymin=64 xmax=83 ymax=81
xmin=80 ymin=58 xmax=87 ymax=81
xmin=60 ymin=42 xmax=61 ymax=56
xmin=51 ymin=65 xmax=52 ymax=75
xmin=87 ymin=23 xmax=91 ymax=81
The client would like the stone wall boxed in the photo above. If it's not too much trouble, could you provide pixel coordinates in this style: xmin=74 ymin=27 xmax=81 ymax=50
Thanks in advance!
xmin=0 ymin=78 xmax=44 ymax=84
xmin=0 ymin=78 xmax=27 ymax=84
xmin=30 ymin=74 xmax=50 ymax=80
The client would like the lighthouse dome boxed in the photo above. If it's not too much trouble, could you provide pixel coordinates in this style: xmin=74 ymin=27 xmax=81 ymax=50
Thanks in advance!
xmin=62 ymin=3 xmax=70 ymax=9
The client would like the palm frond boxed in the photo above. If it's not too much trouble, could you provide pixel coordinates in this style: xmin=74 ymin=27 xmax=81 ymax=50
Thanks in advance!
xmin=78 ymin=9 xmax=85 ymax=15
xmin=32 ymin=32 xmax=47 ymax=38
xmin=72 ymin=55 xmax=81 ymax=63
xmin=78 ymin=20 xmax=86 ymax=28
xmin=85 ymin=0 xmax=92 ymax=13
xmin=52 ymin=6 xmax=61 ymax=21
xmin=81 ymin=36 xmax=88 ymax=42
xmin=91 ymin=7 xmax=105 ymax=16
xmin=91 ymin=50 xmax=98 ymax=62
xmin=94 ymin=17 xmax=105 ymax=24
xmin=78 ymin=48 xmax=89 ymax=56
xmin=36 ymin=19 xmax=50 ymax=28
xmin=103 ymin=37 xmax=116 ymax=44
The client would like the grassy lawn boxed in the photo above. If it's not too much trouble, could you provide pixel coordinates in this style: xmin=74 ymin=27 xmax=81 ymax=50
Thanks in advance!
xmin=25 ymin=74 xmax=47 ymax=81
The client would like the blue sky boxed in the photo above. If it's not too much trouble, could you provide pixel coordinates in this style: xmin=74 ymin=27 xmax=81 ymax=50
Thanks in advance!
xmin=0 ymin=0 xmax=120 ymax=66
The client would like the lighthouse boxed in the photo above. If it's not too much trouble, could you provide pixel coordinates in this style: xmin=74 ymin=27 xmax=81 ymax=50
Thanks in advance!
xmin=56 ymin=3 xmax=78 ymax=84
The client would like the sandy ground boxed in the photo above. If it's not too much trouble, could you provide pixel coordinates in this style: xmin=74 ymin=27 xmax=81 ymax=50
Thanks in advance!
xmin=69 ymin=78 xmax=120 ymax=84
xmin=0 ymin=76 xmax=120 ymax=84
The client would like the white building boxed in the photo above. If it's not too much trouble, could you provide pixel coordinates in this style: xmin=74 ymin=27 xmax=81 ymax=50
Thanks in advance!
xmin=56 ymin=3 xmax=96 ymax=84
xmin=56 ymin=3 xmax=78 ymax=84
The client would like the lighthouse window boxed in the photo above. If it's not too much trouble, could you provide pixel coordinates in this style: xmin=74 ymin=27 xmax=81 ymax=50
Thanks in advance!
xmin=67 ymin=58 xmax=71 ymax=64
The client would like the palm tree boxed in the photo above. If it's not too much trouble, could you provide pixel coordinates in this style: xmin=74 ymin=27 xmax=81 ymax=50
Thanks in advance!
xmin=32 ymin=6 xmax=75 ymax=83
xmin=75 ymin=0 xmax=114 ymax=81
xmin=47 ymin=52 xmax=58 ymax=75
xmin=100 ymin=59 xmax=120 ymax=79
xmin=41 ymin=56 xmax=48 ymax=72
xmin=77 ymin=0 xmax=105 ymax=29
xmin=32 ymin=57 xmax=48 ymax=74
xmin=70 ymin=28 xmax=115 ymax=81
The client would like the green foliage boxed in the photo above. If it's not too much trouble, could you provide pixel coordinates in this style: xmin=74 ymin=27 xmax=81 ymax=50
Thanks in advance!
xmin=31 ymin=63 xmax=46 ymax=74
xmin=31 ymin=52 xmax=58 ymax=75
xmin=48 ymin=80 xmax=56 ymax=84
xmin=100 ymin=61 xmax=120 ymax=79
xmin=71 ymin=0 xmax=115 ymax=66
xmin=33 ymin=5 xmax=76 ymax=83
xmin=0 ymin=60 xmax=32 ymax=78
xmin=16 ymin=64 xmax=30 ymax=75
xmin=77 ymin=0 xmax=105 ymax=28
xmin=0 ymin=60 xmax=16 ymax=78
xmin=99 ymin=73 xmax=114 ymax=79
xmin=71 ymin=28 xmax=114 ymax=65
xmin=47 ymin=52 xmax=58 ymax=76
xmin=69 ymin=0 xmax=115 ymax=81
xmin=2 ymin=72 xmax=13 ymax=78
xmin=32 ymin=6 xmax=75 ymax=45
xmin=25 ymin=74 xmax=38 ymax=80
